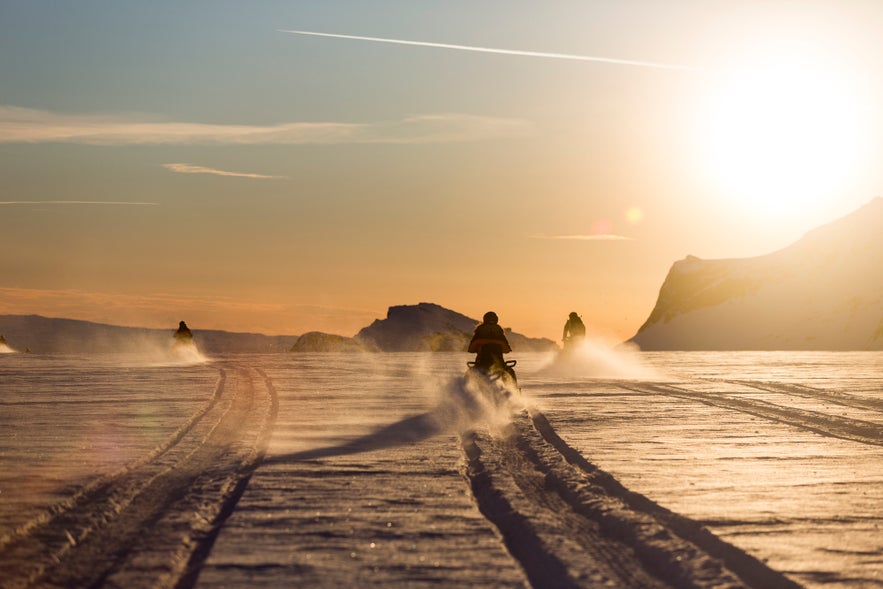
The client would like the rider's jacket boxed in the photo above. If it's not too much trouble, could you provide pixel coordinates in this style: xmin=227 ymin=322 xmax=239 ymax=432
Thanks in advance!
xmin=563 ymin=317 xmax=586 ymax=340
xmin=468 ymin=323 xmax=512 ymax=355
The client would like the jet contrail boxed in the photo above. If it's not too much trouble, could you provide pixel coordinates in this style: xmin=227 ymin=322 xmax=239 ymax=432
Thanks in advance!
xmin=279 ymin=29 xmax=700 ymax=72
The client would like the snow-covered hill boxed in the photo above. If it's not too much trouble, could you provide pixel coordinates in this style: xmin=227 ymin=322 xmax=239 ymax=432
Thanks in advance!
xmin=629 ymin=198 xmax=883 ymax=350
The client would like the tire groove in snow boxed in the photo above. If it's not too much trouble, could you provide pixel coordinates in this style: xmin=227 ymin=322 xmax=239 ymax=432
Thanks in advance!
xmin=463 ymin=408 xmax=801 ymax=588
xmin=0 ymin=363 xmax=277 ymax=589
xmin=528 ymin=410 xmax=803 ymax=589
xmin=0 ymin=370 xmax=228 ymax=554
xmin=725 ymin=380 xmax=883 ymax=414
xmin=621 ymin=383 xmax=883 ymax=447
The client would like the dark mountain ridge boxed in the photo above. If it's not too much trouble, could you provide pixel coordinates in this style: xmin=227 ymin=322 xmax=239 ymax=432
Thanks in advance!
xmin=0 ymin=303 xmax=557 ymax=354
xmin=0 ymin=315 xmax=296 ymax=354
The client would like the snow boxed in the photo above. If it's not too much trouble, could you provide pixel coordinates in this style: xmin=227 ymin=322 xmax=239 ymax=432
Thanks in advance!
xmin=0 ymin=350 xmax=881 ymax=588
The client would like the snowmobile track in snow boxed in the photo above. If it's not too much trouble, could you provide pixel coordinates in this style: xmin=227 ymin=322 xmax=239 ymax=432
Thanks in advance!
xmin=0 ymin=363 xmax=278 ymax=589
xmin=725 ymin=380 xmax=883 ymax=414
xmin=620 ymin=382 xmax=883 ymax=447
xmin=462 ymin=407 xmax=799 ymax=589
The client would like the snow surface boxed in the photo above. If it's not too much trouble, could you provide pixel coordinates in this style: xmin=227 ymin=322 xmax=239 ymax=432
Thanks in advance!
xmin=0 ymin=349 xmax=881 ymax=588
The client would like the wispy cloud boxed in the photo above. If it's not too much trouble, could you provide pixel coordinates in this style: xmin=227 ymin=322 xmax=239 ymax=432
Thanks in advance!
xmin=162 ymin=163 xmax=285 ymax=179
xmin=530 ymin=233 xmax=633 ymax=241
xmin=0 ymin=105 xmax=530 ymax=145
xmin=0 ymin=200 xmax=158 ymax=206
xmin=280 ymin=30 xmax=701 ymax=72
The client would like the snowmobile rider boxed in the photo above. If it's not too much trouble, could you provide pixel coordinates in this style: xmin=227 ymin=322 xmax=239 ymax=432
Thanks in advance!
xmin=562 ymin=312 xmax=586 ymax=348
xmin=174 ymin=320 xmax=193 ymax=344
xmin=468 ymin=311 xmax=512 ymax=371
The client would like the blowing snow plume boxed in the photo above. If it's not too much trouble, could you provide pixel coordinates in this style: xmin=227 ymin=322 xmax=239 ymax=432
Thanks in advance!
xmin=166 ymin=340 xmax=209 ymax=365
xmin=164 ymin=320 xmax=209 ymax=365
xmin=0 ymin=335 xmax=15 ymax=353
xmin=117 ymin=321 xmax=209 ymax=366
xmin=105 ymin=335 xmax=210 ymax=367
xmin=536 ymin=337 xmax=659 ymax=379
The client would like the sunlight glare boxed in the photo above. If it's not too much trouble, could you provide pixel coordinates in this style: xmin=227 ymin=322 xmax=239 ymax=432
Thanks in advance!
xmin=699 ymin=43 xmax=871 ymax=219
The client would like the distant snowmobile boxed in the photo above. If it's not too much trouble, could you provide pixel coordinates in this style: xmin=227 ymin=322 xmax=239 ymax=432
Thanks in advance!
xmin=173 ymin=321 xmax=194 ymax=347
xmin=561 ymin=311 xmax=586 ymax=354
xmin=169 ymin=320 xmax=206 ymax=363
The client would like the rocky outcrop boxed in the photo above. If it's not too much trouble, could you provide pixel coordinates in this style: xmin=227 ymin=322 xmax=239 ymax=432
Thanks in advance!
xmin=290 ymin=332 xmax=369 ymax=353
xmin=355 ymin=303 xmax=556 ymax=352
xmin=355 ymin=303 xmax=475 ymax=352
xmin=629 ymin=198 xmax=883 ymax=350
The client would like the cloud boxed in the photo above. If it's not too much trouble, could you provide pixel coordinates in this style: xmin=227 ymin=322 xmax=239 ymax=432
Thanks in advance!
xmin=162 ymin=163 xmax=285 ymax=179
xmin=530 ymin=233 xmax=633 ymax=241
xmin=0 ymin=200 xmax=158 ymax=206
xmin=0 ymin=105 xmax=531 ymax=145
xmin=280 ymin=30 xmax=701 ymax=72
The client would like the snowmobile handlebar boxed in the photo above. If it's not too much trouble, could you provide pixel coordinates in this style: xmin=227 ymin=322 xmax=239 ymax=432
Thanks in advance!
xmin=466 ymin=359 xmax=517 ymax=368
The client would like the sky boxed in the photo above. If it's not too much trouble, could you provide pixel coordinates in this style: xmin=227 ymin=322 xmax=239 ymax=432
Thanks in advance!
xmin=1 ymin=1 xmax=882 ymax=342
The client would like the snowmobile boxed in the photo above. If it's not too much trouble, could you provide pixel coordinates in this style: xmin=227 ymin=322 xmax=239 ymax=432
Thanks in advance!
xmin=173 ymin=320 xmax=194 ymax=347
xmin=465 ymin=355 xmax=520 ymax=406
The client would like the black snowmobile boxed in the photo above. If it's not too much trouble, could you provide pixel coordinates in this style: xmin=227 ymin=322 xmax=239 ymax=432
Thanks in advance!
xmin=465 ymin=353 xmax=520 ymax=404
xmin=173 ymin=320 xmax=194 ymax=347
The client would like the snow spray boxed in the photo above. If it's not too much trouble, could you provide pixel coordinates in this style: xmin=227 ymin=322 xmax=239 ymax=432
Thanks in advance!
xmin=124 ymin=337 xmax=210 ymax=366
xmin=535 ymin=337 xmax=659 ymax=379
xmin=428 ymin=374 xmax=523 ymax=435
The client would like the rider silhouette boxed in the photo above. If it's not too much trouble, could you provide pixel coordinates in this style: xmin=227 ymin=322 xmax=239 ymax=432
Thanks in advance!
xmin=562 ymin=312 xmax=586 ymax=348
xmin=174 ymin=320 xmax=193 ymax=344
xmin=468 ymin=311 xmax=512 ymax=371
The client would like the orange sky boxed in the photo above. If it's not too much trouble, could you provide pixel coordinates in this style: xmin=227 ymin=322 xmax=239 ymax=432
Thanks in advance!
xmin=1 ymin=2 xmax=882 ymax=342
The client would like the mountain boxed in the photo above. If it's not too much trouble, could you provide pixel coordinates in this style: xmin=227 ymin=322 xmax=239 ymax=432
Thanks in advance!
xmin=0 ymin=303 xmax=558 ymax=354
xmin=290 ymin=332 xmax=370 ymax=353
xmin=355 ymin=302 xmax=557 ymax=352
xmin=628 ymin=198 xmax=883 ymax=350
xmin=0 ymin=315 xmax=297 ymax=354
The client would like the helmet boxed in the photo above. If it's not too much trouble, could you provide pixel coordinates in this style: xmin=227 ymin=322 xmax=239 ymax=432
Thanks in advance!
xmin=483 ymin=311 xmax=498 ymax=324
xmin=569 ymin=312 xmax=579 ymax=319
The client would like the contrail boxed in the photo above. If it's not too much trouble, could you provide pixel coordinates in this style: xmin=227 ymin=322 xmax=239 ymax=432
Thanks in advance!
xmin=163 ymin=163 xmax=285 ymax=179
xmin=279 ymin=29 xmax=700 ymax=72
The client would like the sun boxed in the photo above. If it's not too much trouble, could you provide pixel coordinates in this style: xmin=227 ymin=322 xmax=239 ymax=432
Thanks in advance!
xmin=697 ymin=42 xmax=871 ymax=220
